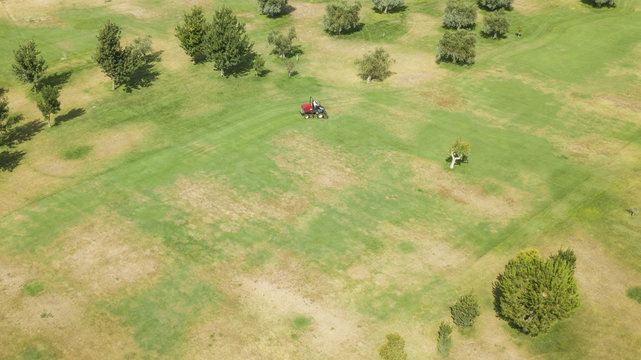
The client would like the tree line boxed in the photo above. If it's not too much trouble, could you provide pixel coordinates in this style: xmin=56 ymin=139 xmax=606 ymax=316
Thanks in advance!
xmin=376 ymin=248 xmax=579 ymax=358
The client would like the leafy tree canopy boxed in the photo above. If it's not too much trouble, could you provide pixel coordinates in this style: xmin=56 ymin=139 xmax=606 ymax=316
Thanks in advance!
xmin=203 ymin=6 xmax=253 ymax=76
xmin=12 ymin=40 xmax=48 ymax=91
xmin=478 ymin=0 xmax=514 ymax=10
xmin=267 ymin=27 xmax=297 ymax=58
xmin=36 ymin=85 xmax=61 ymax=128
xmin=323 ymin=0 xmax=362 ymax=35
xmin=451 ymin=294 xmax=480 ymax=327
xmin=378 ymin=333 xmax=407 ymax=360
xmin=356 ymin=47 xmax=394 ymax=83
xmin=493 ymin=249 xmax=580 ymax=336
xmin=436 ymin=30 xmax=476 ymax=65
xmin=443 ymin=0 xmax=477 ymax=30
xmin=481 ymin=9 xmax=510 ymax=39
xmin=175 ymin=6 xmax=208 ymax=63
xmin=372 ymin=0 xmax=405 ymax=14
xmin=257 ymin=0 xmax=288 ymax=17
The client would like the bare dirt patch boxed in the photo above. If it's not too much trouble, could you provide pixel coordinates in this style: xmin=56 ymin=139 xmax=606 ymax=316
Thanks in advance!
xmin=54 ymin=211 xmax=163 ymax=295
xmin=109 ymin=2 xmax=157 ymax=19
xmin=186 ymin=252 xmax=367 ymax=360
xmin=272 ymin=132 xmax=360 ymax=196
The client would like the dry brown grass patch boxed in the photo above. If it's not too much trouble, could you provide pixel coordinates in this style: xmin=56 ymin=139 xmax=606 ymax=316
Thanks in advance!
xmin=390 ymin=153 xmax=527 ymax=222
xmin=53 ymin=210 xmax=163 ymax=295
xmin=163 ymin=174 xmax=309 ymax=233
xmin=272 ymin=132 xmax=360 ymax=196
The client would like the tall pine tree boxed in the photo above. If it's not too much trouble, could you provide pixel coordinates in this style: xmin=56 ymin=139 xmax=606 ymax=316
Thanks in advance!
xmin=203 ymin=7 xmax=253 ymax=76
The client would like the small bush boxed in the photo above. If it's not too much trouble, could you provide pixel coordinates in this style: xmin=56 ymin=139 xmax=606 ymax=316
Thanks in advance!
xmin=378 ymin=333 xmax=408 ymax=360
xmin=478 ymin=0 xmax=514 ymax=10
xmin=627 ymin=287 xmax=641 ymax=304
xmin=23 ymin=280 xmax=45 ymax=296
xmin=437 ymin=322 xmax=452 ymax=356
xmin=451 ymin=294 xmax=480 ymax=327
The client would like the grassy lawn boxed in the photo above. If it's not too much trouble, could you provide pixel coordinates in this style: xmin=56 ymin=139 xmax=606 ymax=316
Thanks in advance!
xmin=1 ymin=0 xmax=640 ymax=359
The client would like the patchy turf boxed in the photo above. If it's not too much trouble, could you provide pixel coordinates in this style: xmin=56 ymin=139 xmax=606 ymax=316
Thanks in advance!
xmin=1 ymin=0 xmax=641 ymax=358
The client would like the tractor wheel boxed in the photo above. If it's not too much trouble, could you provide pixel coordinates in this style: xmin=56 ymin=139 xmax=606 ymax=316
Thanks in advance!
xmin=318 ymin=114 xmax=324 ymax=119
xmin=304 ymin=114 xmax=310 ymax=119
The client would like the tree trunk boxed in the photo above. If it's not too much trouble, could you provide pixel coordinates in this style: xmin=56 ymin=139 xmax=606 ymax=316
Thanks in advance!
xmin=47 ymin=114 xmax=51 ymax=128
xmin=111 ymin=79 xmax=115 ymax=91
xmin=450 ymin=152 xmax=461 ymax=169
xmin=384 ymin=6 xmax=388 ymax=13
xmin=493 ymin=32 xmax=497 ymax=39
xmin=457 ymin=25 xmax=461 ymax=30
xmin=220 ymin=68 xmax=224 ymax=76
xmin=367 ymin=75 xmax=372 ymax=83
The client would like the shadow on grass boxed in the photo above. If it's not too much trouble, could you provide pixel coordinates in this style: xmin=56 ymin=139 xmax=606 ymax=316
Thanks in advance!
xmin=54 ymin=108 xmax=85 ymax=125
xmin=328 ymin=23 xmax=365 ymax=37
xmin=226 ymin=52 xmax=257 ymax=78
xmin=0 ymin=149 xmax=25 ymax=172
xmin=372 ymin=5 xmax=408 ymax=14
xmin=1 ymin=118 xmax=45 ymax=148
xmin=579 ymin=0 xmax=616 ymax=7
xmin=39 ymin=70 xmax=72 ymax=90
xmin=264 ymin=4 xmax=296 ymax=18
xmin=125 ymin=50 xmax=162 ymax=91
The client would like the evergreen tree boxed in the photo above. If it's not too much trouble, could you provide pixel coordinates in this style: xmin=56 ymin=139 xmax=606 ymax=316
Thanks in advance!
xmin=203 ymin=7 xmax=253 ymax=76
xmin=36 ymin=85 xmax=61 ymax=128
xmin=372 ymin=0 xmax=405 ymax=14
xmin=175 ymin=6 xmax=208 ymax=63
xmin=378 ymin=333 xmax=408 ymax=360
xmin=253 ymin=54 xmax=266 ymax=76
xmin=451 ymin=294 xmax=480 ymax=327
xmin=437 ymin=322 xmax=453 ymax=356
xmin=481 ymin=9 xmax=510 ymax=39
xmin=550 ymin=248 xmax=576 ymax=272
xmin=443 ymin=0 xmax=477 ymax=30
xmin=436 ymin=30 xmax=476 ymax=65
xmin=356 ymin=47 xmax=395 ymax=83
xmin=0 ymin=89 xmax=22 ymax=147
xmin=493 ymin=249 xmax=580 ymax=336
xmin=323 ymin=0 xmax=362 ymax=35
xmin=257 ymin=0 xmax=288 ymax=17
xmin=12 ymin=40 xmax=48 ymax=91
xmin=478 ymin=0 xmax=514 ymax=10
xmin=267 ymin=27 xmax=297 ymax=58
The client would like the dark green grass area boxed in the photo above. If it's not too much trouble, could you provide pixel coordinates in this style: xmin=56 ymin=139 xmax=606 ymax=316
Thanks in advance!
xmin=22 ymin=280 xmax=45 ymax=296
xmin=627 ymin=287 xmax=641 ymax=304
xmin=61 ymin=145 xmax=92 ymax=160
xmin=106 ymin=267 xmax=222 ymax=356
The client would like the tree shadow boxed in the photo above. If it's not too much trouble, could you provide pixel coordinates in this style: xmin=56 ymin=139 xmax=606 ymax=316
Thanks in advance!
xmin=372 ymin=4 xmax=408 ymax=14
xmin=328 ymin=23 xmax=365 ymax=36
xmin=255 ymin=68 xmax=271 ymax=77
xmin=579 ymin=0 xmax=616 ymax=7
xmin=477 ymin=2 xmax=513 ymax=11
xmin=2 ymin=119 xmax=45 ymax=148
xmin=0 ymin=150 xmax=25 ymax=172
xmin=480 ymin=31 xmax=508 ymax=39
xmin=54 ymin=108 xmax=85 ymax=125
xmin=288 ymin=45 xmax=304 ymax=58
xmin=125 ymin=51 xmax=162 ymax=91
xmin=444 ymin=155 xmax=469 ymax=165
xmin=39 ymin=70 xmax=72 ymax=90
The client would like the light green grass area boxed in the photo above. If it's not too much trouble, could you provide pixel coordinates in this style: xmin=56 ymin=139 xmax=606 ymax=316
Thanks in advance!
xmin=1 ymin=0 xmax=640 ymax=359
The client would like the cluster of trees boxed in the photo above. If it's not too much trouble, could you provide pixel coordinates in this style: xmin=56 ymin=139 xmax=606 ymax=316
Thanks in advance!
xmin=12 ymin=40 xmax=62 ymax=127
xmin=94 ymin=22 xmax=151 ymax=90
xmin=375 ymin=248 xmax=578 ymax=358
xmin=437 ymin=0 xmax=511 ymax=65
xmin=176 ymin=6 xmax=253 ymax=76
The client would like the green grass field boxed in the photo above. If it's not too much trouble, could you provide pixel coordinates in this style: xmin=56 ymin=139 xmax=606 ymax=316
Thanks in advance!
xmin=1 ymin=0 xmax=641 ymax=358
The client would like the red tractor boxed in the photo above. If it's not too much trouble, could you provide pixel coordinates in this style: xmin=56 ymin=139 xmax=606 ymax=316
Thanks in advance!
xmin=300 ymin=97 xmax=328 ymax=119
